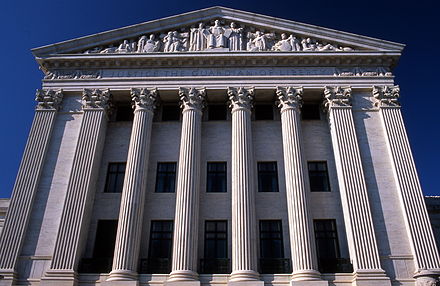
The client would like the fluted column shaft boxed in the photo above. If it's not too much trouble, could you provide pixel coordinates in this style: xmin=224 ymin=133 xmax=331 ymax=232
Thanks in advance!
xmin=276 ymin=87 xmax=322 ymax=282
xmin=324 ymin=87 xmax=387 ymax=283
xmin=373 ymin=86 xmax=440 ymax=273
xmin=42 ymin=89 xmax=110 ymax=285
xmin=228 ymin=87 xmax=260 ymax=282
xmin=108 ymin=88 xmax=158 ymax=282
xmin=0 ymin=90 xmax=62 ymax=283
xmin=168 ymin=87 xmax=205 ymax=283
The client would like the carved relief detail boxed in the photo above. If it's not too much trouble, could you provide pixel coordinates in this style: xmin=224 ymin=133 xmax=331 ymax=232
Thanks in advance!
xmin=228 ymin=87 xmax=254 ymax=111
xmin=35 ymin=89 xmax=63 ymax=110
xmin=373 ymin=85 xmax=400 ymax=108
xmin=276 ymin=86 xmax=303 ymax=111
xmin=44 ymin=70 xmax=101 ymax=80
xmin=82 ymin=89 xmax=112 ymax=111
xmin=131 ymin=88 xmax=158 ymax=112
xmin=179 ymin=87 xmax=206 ymax=112
xmin=82 ymin=20 xmax=354 ymax=54
xmin=323 ymin=86 xmax=352 ymax=109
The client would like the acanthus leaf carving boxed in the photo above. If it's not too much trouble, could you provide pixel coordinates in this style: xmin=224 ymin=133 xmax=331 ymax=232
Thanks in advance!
xmin=179 ymin=87 xmax=206 ymax=112
xmin=35 ymin=89 xmax=63 ymax=110
xmin=276 ymin=86 xmax=303 ymax=112
xmin=82 ymin=20 xmax=354 ymax=54
xmin=323 ymin=86 xmax=352 ymax=110
xmin=372 ymin=85 xmax=400 ymax=108
xmin=131 ymin=88 xmax=158 ymax=112
xmin=82 ymin=89 xmax=112 ymax=111
xmin=228 ymin=87 xmax=254 ymax=112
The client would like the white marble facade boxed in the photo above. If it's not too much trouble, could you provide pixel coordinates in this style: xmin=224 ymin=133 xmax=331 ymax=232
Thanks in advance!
xmin=0 ymin=6 xmax=438 ymax=286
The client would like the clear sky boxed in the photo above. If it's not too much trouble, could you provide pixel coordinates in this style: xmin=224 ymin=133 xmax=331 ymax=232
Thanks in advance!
xmin=0 ymin=0 xmax=439 ymax=198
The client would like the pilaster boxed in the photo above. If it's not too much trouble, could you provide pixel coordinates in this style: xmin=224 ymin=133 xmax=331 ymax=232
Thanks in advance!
xmin=41 ymin=89 xmax=111 ymax=286
xmin=227 ymin=87 xmax=263 ymax=286
xmin=276 ymin=87 xmax=327 ymax=286
xmin=323 ymin=86 xmax=390 ymax=286
xmin=167 ymin=87 xmax=205 ymax=286
xmin=105 ymin=88 xmax=158 ymax=286
xmin=373 ymin=85 xmax=440 ymax=283
xmin=0 ymin=89 xmax=62 ymax=286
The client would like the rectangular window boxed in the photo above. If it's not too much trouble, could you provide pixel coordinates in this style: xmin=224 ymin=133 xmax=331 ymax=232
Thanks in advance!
xmin=155 ymin=162 xmax=177 ymax=193
xmin=161 ymin=105 xmax=180 ymax=121
xmin=314 ymin=219 xmax=341 ymax=273
xmin=308 ymin=161 xmax=331 ymax=192
xmin=208 ymin=105 xmax=227 ymax=120
xmin=255 ymin=104 xmax=274 ymax=120
xmin=201 ymin=220 xmax=229 ymax=274
xmin=104 ymin=163 xmax=126 ymax=193
xmin=115 ymin=104 xmax=134 ymax=121
xmin=301 ymin=104 xmax=321 ymax=120
xmin=259 ymin=220 xmax=290 ymax=274
xmin=143 ymin=220 xmax=174 ymax=274
xmin=258 ymin=162 xmax=279 ymax=192
xmin=206 ymin=162 xmax=227 ymax=193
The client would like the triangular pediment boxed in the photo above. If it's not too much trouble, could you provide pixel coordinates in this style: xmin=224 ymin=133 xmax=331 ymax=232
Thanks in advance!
xmin=32 ymin=6 xmax=404 ymax=57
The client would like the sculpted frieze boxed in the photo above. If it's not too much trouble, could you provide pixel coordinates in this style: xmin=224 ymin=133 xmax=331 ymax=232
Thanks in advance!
xmin=43 ymin=70 xmax=101 ymax=80
xmin=81 ymin=20 xmax=354 ymax=54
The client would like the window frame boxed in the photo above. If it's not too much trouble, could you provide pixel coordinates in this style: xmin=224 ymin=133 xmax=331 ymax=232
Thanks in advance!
xmin=257 ymin=161 xmax=279 ymax=192
xmin=155 ymin=162 xmax=177 ymax=193
xmin=148 ymin=220 xmax=174 ymax=260
xmin=308 ymin=161 xmax=331 ymax=192
xmin=206 ymin=162 xmax=227 ymax=193
xmin=259 ymin=220 xmax=285 ymax=259
xmin=204 ymin=220 xmax=228 ymax=259
xmin=104 ymin=162 xmax=126 ymax=193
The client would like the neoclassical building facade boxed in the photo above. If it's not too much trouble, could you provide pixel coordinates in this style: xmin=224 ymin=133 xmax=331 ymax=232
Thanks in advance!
xmin=0 ymin=6 xmax=438 ymax=286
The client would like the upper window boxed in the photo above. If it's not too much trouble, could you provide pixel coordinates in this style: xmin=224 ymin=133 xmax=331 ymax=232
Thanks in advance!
xmin=255 ymin=105 xmax=274 ymax=120
xmin=115 ymin=105 xmax=134 ymax=121
xmin=301 ymin=104 xmax=321 ymax=120
xmin=155 ymin=162 xmax=177 ymax=193
xmin=207 ymin=162 xmax=227 ymax=193
xmin=104 ymin=162 xmax=126 ymax=193
xmin=161 ymin=105 xmax=180 ymax=121
xmin=258 ymin=162 xmax=279 ymax=192
xmin=208 ymin=105 xmax=227 ymax=121
xmin=308 ymin=161 xmax=331 ymax=192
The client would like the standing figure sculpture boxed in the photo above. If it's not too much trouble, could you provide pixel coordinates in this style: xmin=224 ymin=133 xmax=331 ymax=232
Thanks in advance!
xmin=163 ymin=31 xmax=187 ymax=52
xmin=143 ymin=34 xmax=161 ymax=52
xmin=247 ymin=31 xmax=274 ymax=51
xmin=224 ymin=22 xmax=244 ymax=51
xmin=137 ymin=35 xmax=147 ymax=53
xmin=189 ymin=23 xmax=209 ymax=51
xmin=208 ymin=20 xmax=226 ymax=48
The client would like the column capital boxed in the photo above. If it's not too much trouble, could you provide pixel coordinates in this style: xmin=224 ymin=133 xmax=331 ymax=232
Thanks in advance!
xmin=131 ymin=87 xmax=158 ymax=112
xmin=82 ymin=88 xmax=112 ymax=111
xmin=276 ymin=86 xmax=303 ymax=112
xmin=228 ymin=86 xmax=254 ymax=112
xmin=35 ymin=89 xmax=63 ymax=110
xmin=373 ymin=85 xmax=400 ymax=108
xmin=179 ymin=87 xmax=206 ymax=112
xmin=323 ymin=86 xmax=352 ymax=110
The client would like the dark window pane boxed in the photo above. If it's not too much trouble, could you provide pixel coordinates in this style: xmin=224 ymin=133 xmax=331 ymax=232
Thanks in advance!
xmin=259 ymin=220 xmax=284 ymax=259
xmin=204 ymin=221 xmax=228 ymax=259
xmin=115 ymin=105 xmax=134 ymax=121
xmin=314 ymin=220 xmax=345 ymax=273
xmin=207 ymin=162 xmax=227 ymax=193
xmin=258 ymin=162 xmax=279 ymax=192
xmin=93 ymin=220 xmax=118 ymax=259
xmin=308 ymin=162 xmax=331 ymax=192
xmin=155 ymin=162 xmax=177 ymax=193
xmin=255 ymin=105 xmax=274 ymax=120
xmin=162 ymin=105 xmax=180 ymax=121
xmin=104 ymin=162 xmax=126 ymax=193
xmin=148 ymin=221 xmax=174 ymax=259
xmin=302 ymin=104 xmax=321 ymax=120
xmin=208 ymin=105 xmax=227 ymax=120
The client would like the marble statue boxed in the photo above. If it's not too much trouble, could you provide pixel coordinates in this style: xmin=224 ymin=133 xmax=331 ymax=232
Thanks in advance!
xmin=224 ymin=22 xmax=244 ymax=51
xmin=143 ymin=35 xmax=161 ymax=52
xmin=136 ymin=36 xmax=147 ymax=53
xmin=189 ymin=23 xmax=209 ymax=51
xmin=163 ymin=31 xmax=188 ymax=52
xmin=247 ymin=31 xmax=274 ymax=51
xmin=301 ymin=37 xmax=317 ymax=51
xmin=272 ymin=33 xmax=302 ymax=51
xmin=208 ymin=20 xmax=226 ymax=48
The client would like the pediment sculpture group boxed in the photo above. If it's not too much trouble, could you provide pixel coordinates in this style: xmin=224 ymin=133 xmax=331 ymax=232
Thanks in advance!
xmin=84 ymin=20 xmax=353 ymax=54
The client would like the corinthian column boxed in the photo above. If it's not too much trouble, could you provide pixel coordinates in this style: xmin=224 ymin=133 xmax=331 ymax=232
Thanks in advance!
xmin=41 ymin=89 xmax=111 ymax=286
xmin=0 ymin=90 xmax=62 ymax=285
xmin=228 ymin=87 xmax=263 ymax=286
xmin=323 ymin=86 xmax=390 ymax=286
xmin=276 ymin=87 xmax=327 ymax=286
xmin=373 ymin=86 xmax=440 ymax=283
xmin=106 ymin=88 xmax=158 ymax=285
xmin=167 ymin=87 xmax=205 ymax=286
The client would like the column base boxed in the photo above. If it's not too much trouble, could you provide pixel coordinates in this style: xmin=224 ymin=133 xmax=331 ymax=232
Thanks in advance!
xmin=291 ymin=280 xmax=328 ymax=286
xmin=40 ymin=269 xmax=78 ymax=286
xmin=413 ymin=269 xmax=440 ymax=285
xmin=352 ymin=269 xmax=391 ymax=286
xmin=165 ymin=281 xmax=200 ymax=286
xmin=166 ymin=270 xmax=199 ymax=285
xmin=228 ymin=270 xmax=263 ymax=286
xmin=228 ymin=281 xmax=264 ymax=286
xmin=0 ymin=269 xmax=17 ymax=286
xmin=291 ymin=269 xmax=323 ymax=281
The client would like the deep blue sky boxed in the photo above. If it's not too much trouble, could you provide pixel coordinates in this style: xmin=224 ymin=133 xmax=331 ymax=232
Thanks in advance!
xmin=0 ymin=0 xmax=439 ymax=198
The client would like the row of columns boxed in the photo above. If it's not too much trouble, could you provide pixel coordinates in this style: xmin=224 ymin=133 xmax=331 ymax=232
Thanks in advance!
xmin=0 ymin=86 xmax=438 ymax=286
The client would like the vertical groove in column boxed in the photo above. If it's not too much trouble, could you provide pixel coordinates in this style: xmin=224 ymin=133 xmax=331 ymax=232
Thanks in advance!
xmin=0 ymin=110 xmax=57 ymax=270
xmin=50 ymin=107 xmax=107 ymax=271
xmin=329 ymin=107 xmax=381 ymax=271
xmin=381 ymin=106 xmax=440 ymax=270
